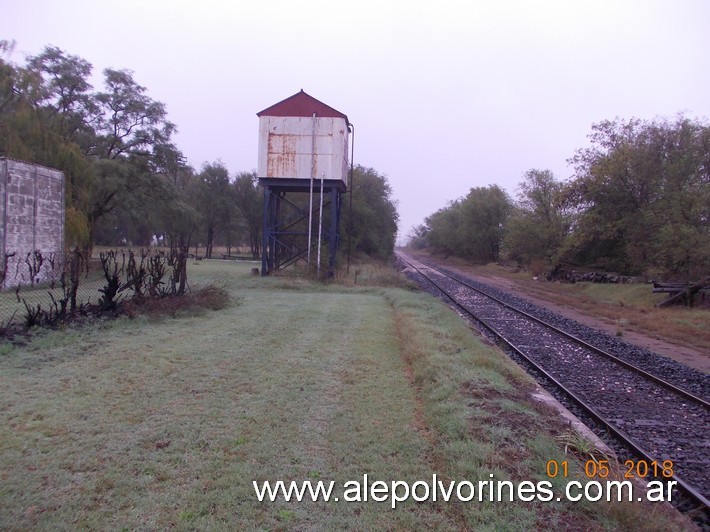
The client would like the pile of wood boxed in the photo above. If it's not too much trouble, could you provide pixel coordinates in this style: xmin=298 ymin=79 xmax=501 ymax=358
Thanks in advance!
xmin=547 ymin=265 xmax=631 ymax=284
xmin=653 ymin=277 xmax=710 ymax=307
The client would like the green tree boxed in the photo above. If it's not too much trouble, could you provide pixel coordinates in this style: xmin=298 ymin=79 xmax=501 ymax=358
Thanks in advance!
xmin=566 ymin=116 xmax=710 ymax=279
xmin=195 ymin=162 xmax=232 ymax=258
xmin=459 ymin=185 xmax=511 ymax=262
xmin=426 ymin=186 xmax=511 ymax=263
xmin=25 ymin=45 xmax=96 ymax=144
xmin=342 ymin=165 xmax=399 ymax=259
xmin=233 ymin=171 xmax=262 ymax=259
xmin=93 ymin=68 xmax=175 ymax=161
xmin=406 ymin=223 xmax=430 ymax=250
xmin=0 ymin=40 xmax=20 ymax=119
xmin=86 ymin=69 xmax=179 ymax=246
xmin=566 ymin=118 xmax=664 ymax=273
xmin=425 ymin=199 xmax=464 ymax=257
xmin=654 ymin=118 xmax=710 ymax=280
xmin=91 ymin=157 xmax=179 ymax=246
xmin=504 ymin=169 xmax=571 ymax=267
xmin=160 ymin=165 xmax=200 ymax=256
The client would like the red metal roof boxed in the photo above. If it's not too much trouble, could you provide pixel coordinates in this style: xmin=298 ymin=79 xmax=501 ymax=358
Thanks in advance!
xmin=257 ymin=90 xmax=349 ymax=125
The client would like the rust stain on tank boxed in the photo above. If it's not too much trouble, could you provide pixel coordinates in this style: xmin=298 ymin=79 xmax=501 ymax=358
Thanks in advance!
xmin=267 ymin=133 xmax=297 ymax=177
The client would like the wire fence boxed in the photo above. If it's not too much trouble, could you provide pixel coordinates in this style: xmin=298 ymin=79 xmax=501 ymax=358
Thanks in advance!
xmin=1 ymin=267 xmax=104 ymax=325
xmin=0 ymin=249 xmax=187 ymax=329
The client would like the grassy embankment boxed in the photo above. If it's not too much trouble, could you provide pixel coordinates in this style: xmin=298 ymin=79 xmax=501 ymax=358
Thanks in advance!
xmin=0 ymin=259 xmax=690 ymax=530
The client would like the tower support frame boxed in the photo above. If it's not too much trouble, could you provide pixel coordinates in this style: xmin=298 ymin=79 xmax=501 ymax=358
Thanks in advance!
xmin=260 ymin=178 xmax=345 ymax=277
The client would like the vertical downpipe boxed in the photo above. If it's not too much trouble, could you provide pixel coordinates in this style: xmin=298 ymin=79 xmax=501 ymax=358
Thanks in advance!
xmin=308 ymin=113 xmax=317 ymax=270
xmin=317 ymin=175 xmax=324 ymax=277
xmin=346 ymin=123 xmax=355 ymax=274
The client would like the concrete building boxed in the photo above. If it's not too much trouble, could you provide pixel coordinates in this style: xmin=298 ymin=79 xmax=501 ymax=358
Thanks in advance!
xmin=0 ymin=158 xmax=65 ymax=288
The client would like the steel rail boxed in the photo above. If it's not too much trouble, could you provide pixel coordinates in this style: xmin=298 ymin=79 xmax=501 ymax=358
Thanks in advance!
xmin=397 ymin=251 xmax=710 ymax=512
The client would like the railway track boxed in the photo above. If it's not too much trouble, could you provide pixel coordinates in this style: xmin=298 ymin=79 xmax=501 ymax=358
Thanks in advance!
xmin=396 ymin=251 xmax=710 ymax=520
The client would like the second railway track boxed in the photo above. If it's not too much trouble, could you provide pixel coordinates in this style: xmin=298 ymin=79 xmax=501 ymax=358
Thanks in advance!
xmin=396 ymin=251 xmax=710 ymax=519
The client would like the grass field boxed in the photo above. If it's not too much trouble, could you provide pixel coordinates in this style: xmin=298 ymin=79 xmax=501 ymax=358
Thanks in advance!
xmin=0 ymin=260 xmax=690 ymax=530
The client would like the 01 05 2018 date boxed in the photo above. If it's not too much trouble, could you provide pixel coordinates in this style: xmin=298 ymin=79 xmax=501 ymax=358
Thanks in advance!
xmin=545 ymin=459 xmax=674 ymax=480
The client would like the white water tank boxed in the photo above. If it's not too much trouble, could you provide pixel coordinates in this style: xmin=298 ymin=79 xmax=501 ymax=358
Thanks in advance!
xmin=257 ymin=90 xmax=349 ymax=185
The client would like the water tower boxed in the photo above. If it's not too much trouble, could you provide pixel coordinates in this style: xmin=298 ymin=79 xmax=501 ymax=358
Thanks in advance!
xmin=257 ymin=90 xmax=351 ymax=276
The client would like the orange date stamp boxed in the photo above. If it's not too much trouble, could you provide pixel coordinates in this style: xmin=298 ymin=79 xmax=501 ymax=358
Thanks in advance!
xmin=545 ymin=459 xmax=674 ymax=479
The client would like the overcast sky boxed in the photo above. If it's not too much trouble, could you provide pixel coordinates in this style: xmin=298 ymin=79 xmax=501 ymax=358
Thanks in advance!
xmin=2 ymin=0 xmax=709 ymax=242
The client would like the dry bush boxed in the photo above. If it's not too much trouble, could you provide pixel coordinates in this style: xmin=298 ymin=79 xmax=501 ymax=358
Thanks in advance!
xmin=192 ymin=284 xmax=233 ymax=310
xmin=124 ymin=284 xmax=233 ymax=318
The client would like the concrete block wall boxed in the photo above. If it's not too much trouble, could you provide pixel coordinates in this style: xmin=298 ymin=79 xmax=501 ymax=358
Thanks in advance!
xmin=0 ymin=158 xmax=65 ymax=288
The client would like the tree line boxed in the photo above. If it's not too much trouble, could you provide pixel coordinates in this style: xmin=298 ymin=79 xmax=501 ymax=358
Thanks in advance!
xmin=409 ymin=116 xmax=710 ymax=281
xmin=0 ymin=40 xmax=399 ymax=261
